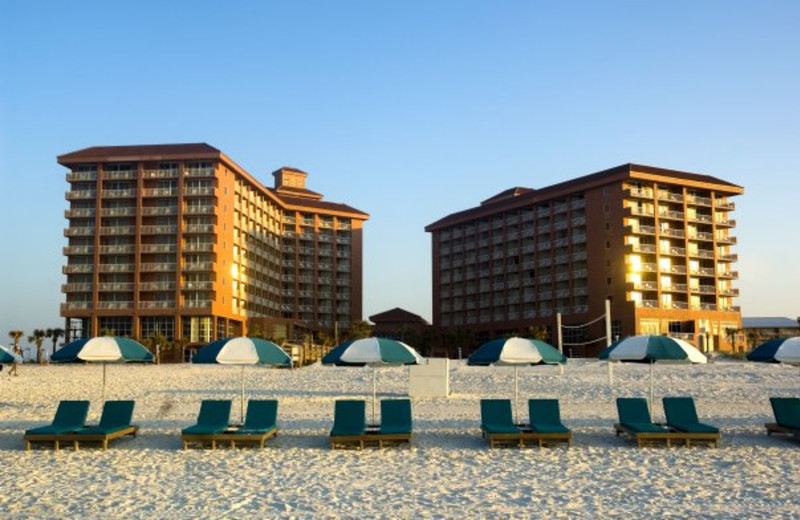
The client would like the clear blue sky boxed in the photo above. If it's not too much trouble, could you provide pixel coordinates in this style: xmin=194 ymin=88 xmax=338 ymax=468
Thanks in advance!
xmin=1 ymin=1 xmax=799 ymax=348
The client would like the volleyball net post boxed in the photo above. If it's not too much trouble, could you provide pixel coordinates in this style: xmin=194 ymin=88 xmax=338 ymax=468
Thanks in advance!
xmin=555 ymin=299 xmax=613 ymax=383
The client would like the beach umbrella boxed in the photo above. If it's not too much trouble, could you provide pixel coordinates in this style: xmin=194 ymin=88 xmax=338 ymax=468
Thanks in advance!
xmin=599 ymin=335 xmax=707 ymax=411
xmin=0 ymin=344 xmax=22 ymax=364
xmin=747 ymin=337 xmax=800 ymax=365
xmin=322 ymin=337 xmax=424 ymax=423
xmin=51 ymin=337 xmax=154 ymax=404
xmin=192 ymin=337 xmax=292 ymax=423
xmin=468 ymin=337 xmax=567 ymax=423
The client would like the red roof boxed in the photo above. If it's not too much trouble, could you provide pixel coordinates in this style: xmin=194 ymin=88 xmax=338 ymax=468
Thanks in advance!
xmin=58 ymin=143 xmax=221 ymax=164
xmin=272 ymin=193 xmax=369 ymax=218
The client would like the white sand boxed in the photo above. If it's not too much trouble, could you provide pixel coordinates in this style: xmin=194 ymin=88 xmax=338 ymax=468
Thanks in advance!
xmin=0 ymin=359 xmax=798 ymax=519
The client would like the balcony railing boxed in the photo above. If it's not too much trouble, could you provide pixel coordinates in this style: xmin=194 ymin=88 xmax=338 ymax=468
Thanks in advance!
xmin=103 ymin=170 xmax=137 ymax=180
xmin=663 ymin=283 xmax=688 ymax=292
xmin=184 ymin=205 xmax=215 ymax=215
xmin=63 ymin=265 xmax=93 ymax=274
xmin=691 ymin=267 xmax=716 ymax=276
xmin=144 ymin=169 xmax=178 ymax=179
xmin=100 ymin=226 xmax=136 ymax=236
xmin=183 ymin=243 xmax=215 ymax=253
xmin=96 ymin=301 xmax=134 ymax=310
xmin=184 ymin=167 xmax=214 ymax=177
xmin=669 ymin=265 xmax=687 ymax=274
xmin=688 ymin=213 xmax=713 ymax=223
xmin=660 ymin=228 xmax=685 ymax=238
xmin=716 ymin=235 xmax=737 ymax=245
xmin=66 ymin=171 xmax=97 ymax=182
xmin=632 ymin=281 xmax=658 ymax=291
xmin=658 ymin=192 xmax=684 ymax=203
xmin=628 ymin=187 xmax=654 ymax=198
xmin=140 ymin=244 xmax=176 ymax=253
xmin=635 ymin=300 xmax=659 ymax=308
xmin=715 ymin=200 xmax=736 ymax=210
xmin=66 ymin=190 xmax=97 ymax=200
xmin=718 ymin=253 xmax=738 ymax=262
xmin=686 ymin=194 xmax=711 ymax=206
xmin=660 ymin=246 xmax=686 ymax=256
xmin=690 ymin=249 xmax=715 ymax=259
xmin=63 ymin=246 xmax=94 ymax=255
xmin=101 ymin=189 xmax=137 ymax=198
xmin=634 ymin=225 xmax=656 ymax=235
xmin=694 ymin=285 xmax=716 ymax=294
xmin=142 ymin=207 xmax=178 ymax=216
xmin=141 ymin=225 xmax=178 ymax=235
xmin=183 ymin=300 xmax=213 ymax=308
xmin=61 ymin=302 xmax=92 ymax=311
xmin=61 ymin=283 xmax=93 ymax=292
xmin=689 ymin=231 xmax=714 ymax=241
xmin=140 ymin=282 xmax=176 ymax=291
xmin=139 ymin=301 xmax=176 ymax=309
xmin=183 ymin=262 xmax=215 ymax=271
xmin=98 ymin=282 xmax=134 ymax=291
xmin=65 ymin=209 xmax=96 ymax=218
xmin=631 ymin=243 xmax=657 ymax=254
xmin=99 ymin=264 xmax=135 ymax=273
xmin=718 ymin=270 xmax=739 ymax=279
xmin=715 ymin=218 xmax=736 ymax=227
xmin=100 ymin=207 xmax=136 ymax=217
xmin=140 ymin=263 xmax=177 ymax=272
xmin=658 ymin=210 xmax=684 ymax=220
xmin=184 ymin=187 xmax=216 ymax=197
xmin=670 ymin=301 xmax=689 ymax=309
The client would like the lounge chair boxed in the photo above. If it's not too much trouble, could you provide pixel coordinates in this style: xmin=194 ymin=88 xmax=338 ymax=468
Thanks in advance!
xmin=480 ymin=399 xmax=522 ymax=448
xmin=521 ymin=399 xmax=573 ymax=447
xmin=69 ymin=400 xmax=138 ymax=450
xmin=614 ymin=398 xmax=675 ymax=447
xmin=663 ymin=397 xmax=721 ymax=447
xmin=181 ymin=400 xmax=232 ymax=450
xmin=220 ymin=400 xmax=279 ymax=448
xmin=377 ymin=399 xmax=413 ymax=447
xmin=330 ymin=400 xmax=367 ymax=449
xmin=24 ymin=400 xmax=90 ymax=451
xmin=766 ymin=397 xmax=800 ymax=440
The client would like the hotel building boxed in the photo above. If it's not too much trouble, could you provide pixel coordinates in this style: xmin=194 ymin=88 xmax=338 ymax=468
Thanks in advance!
xmin=59 ymin=143 xmax=368 ymax=345
xmin=425 ymin=164 xmax=743 ymax=355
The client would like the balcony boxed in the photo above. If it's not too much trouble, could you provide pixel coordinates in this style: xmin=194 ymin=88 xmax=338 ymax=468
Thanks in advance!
xmin=184 ymin=167 xmax=215 ymax=178
xmin=144 ymin=169 xmax=179 ymax=179
xmin=140 ymin=263 xmax=177 ymax=272
xmin=669 ymin=265 xmax=687 ymax=274
xmin=698 ymin=303 xmax=717 ymax=311
xmin=61 ymin=283 xmax=93 ymax=292
xmin=719 ymin=304 xmax=741 ymax=312
xmin=101 ymin=226 xmax=135 ymax=236
xmin=140 ymin=244 xmax=176 ymax=253
xmin=718 ymin=253 xmax=738 ymax=262
xmin=635 ymin=300 xmax=659 ymax=308
xmin=631 ymin=280 xmax=658 ymax=291
xmin=142 ymin=207 xmax=178 ymax=216
xmin=716 ymin=235 xmax=737 ymax=245
xmin=66 ymin=190 xmax=97 ymax=200
xmin=184 ymin=186 xmax=216 ymax=197
xmin=61 ymin=302 xmax=92 ymax=312
xmin=100 ymin=207 xmax=136 ymax=217
xmin=687 ymin=213 xmax=713 ymax=224
xmin=65 ymin=209 xmax=96 ymax=218
xmin=690 ymin=249 xmax=715 ymax=259
xmin=660 ymin=246 xmax=686 ymax=256
xmin=98 ymin=282 xmax=134 ymax=291
xmin=694 ymin=285 xmax=716 ymax=294
xmin=660 ymin=228 xmax=685 ymax=238
xmin=139 ymin=301 xmax=175 ymax=309
xmin=627 ymin=187 xmax=654 ymax=198
xmin=99 ymin=264 xmax=135 ymax=273
xmin=658 ymin=210 xmax=684 ymax=221
xmin=66 ymin=171 xmax=97 ymax=182
xmin=662 ymin=283 xmax=688 ymax=292
xmin=101 ymin=189 xmax=137 ymax=198
xmin=686 ymin=194 xmax=711 ymax=206
xmin=140 ymin=281 xmax=177 ymax=291
xmin=141 ymin=225 xmax=178 ymax=235
xmin=670 ymin=301 xmax=689 ymax=310
xmin=184 ymin=205 xmax=215 ymax=215
xmin=691 ymin=267 xmax=716 ymax=276
xmin=719 ymin=287 xmax=740 ymax=297
xmin=715 ymin=200 xmax=736 ymax=210
xmin=96 ymin=301 xmax=134 ymax=310
xmin=640 ymin=262 xmax=658 ymax=272
xmin=183 ymin=262 xmax=215 ymax=271
xmin=718 ymin=270 xmax=739 ymax=279
xmin=715 ymin=218 xmax=736 ymax=227
xmin=142 ymin=187 xmax=177 ymax=198
xmin=630 ymin=243 xmax=657 ymax=254
xmin=62 ymin=265 xmax=93 ymax=274
xmin=63 ymin=246 xmax=94 ymax=255
xmin=658 ymin=192 xmax=684 ymax=203
xmin=183 ymin=300 xmax=213 ymax=309
xmin=689 ymin=231 xmax=714 ymax=241
xmin=182 ymin=243 xmax=216 ymax=253
xmin=103 ymin=170 xmax=137 ymax=181
xmin=633 ymin=225 xmax=656 ymax=235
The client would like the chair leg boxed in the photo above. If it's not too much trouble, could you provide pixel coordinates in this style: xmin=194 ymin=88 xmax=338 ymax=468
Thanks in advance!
xmin=103 ymin=440 xmax=108 ymax=450
xmin=74 ymin=440 xmax=79 ymax=451
xmin=26 ymin=441 xmax=30 ymax=451
xmin=55 ymin=440 xmax=60 ymax=451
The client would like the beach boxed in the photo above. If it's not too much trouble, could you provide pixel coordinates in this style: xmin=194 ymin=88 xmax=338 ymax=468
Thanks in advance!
xmin=1 ymin=359 xmax=798 ymax=519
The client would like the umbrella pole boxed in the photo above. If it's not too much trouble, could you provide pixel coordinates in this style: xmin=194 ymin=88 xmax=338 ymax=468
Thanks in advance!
xmin=650 ymin=360 xmax=654 ymax=417
xmin=514 ymin=366 xmax=519 ymax=425
xmin=102 ymin=361 xmax=107 ymax=406
xmin=241 ymin=365 xmax=246 ymax=425
xmin=372 ymin=366 xmax=377 ymax=425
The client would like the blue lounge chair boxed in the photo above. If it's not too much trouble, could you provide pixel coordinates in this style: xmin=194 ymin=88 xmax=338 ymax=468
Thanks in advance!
xmin=71 ymin=400 xmax=138 ymax=450
xmin=24 ymin=400 xmax=90 ymax=451
xmin=522 ymin=399 xmax=573 ymax=447
xmin=663 ymin=397 xmax=721 ymax=447
xmin=480 ymin=399 xmax=521 ymax=448
xmin=615 ymin=398 xmax=674 ymax=447
xmin=378 ymin=399 xmax=413 ymax=446
xmin=767 ymin=397 xmax=800 ymax=440
xmin=330 ymin=400 xmax=367 ymax=449
xmin=181 ymin=400 xmax=232 ymax=449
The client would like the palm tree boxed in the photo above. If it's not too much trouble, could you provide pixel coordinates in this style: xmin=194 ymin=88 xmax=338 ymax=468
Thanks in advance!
xmin=27 ymin=329 xmax=47 ymax=364
xmin=46 ymin=328 xmax=65 ymax=357
xmin=347 ymin=320 xmax=372 ymax=340
xmin=8 ymin=330 xmax=24 ymax=355
xmin=746 ymin=330 xmax=761 ymax=351
xmin=724 ymin=327 xmax=739 ymax=353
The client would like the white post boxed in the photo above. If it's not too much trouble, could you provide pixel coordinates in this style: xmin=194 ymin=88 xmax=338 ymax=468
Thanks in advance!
xmin=102 ymin=362 xmax=107 ymax=406
xmin=514 ymin=365 xmax=519 ymax=425
xmin=556 ymin=313 xmax=565 ymax=375
xmin=649 ymin=360 xmax=655 ymax=417
xmin=606 ymin=299 xmax=614 ymax=385
xmin=241 ymin=365 xmax=246 ymax=424
xmin=372 ymin=366 xmax=377 ymax=425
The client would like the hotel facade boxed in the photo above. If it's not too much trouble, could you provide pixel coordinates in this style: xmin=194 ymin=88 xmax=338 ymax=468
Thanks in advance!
xmin=425 ymin=164 xmax=743 ymax=355
xmin=59 ymin=143 xmax=368 ymax=345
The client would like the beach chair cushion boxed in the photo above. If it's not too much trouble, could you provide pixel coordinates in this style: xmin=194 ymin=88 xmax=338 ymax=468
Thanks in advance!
xmin=330 ymin=400 xmax=366 ymax=436
xmin=528 ymin=399 xmax=571 ymax=434
xmin=380 ymin=399 xmax=412 ymax=435
xmin=182 ymin=400 xmax=232 ymax=435
xmin=237 ymin=400 xmax=278 ymax=435
xmin=617 ymin=398 xmax=669 ymax=433
xmin=481 ymin=399 xmax=520 ymax=434
xmin=25 ymin=400 xmax=90 ymax=435
xmin=770 ymin=398 xmax=800 ymax=431
xmin=663 ymin=397 xmax=720 ymax=434
xmin=77 ymin=400 xmax=135 ymax=436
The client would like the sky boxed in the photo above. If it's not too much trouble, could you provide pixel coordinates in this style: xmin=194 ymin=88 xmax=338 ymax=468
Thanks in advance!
xmin=1 ymin=0 xmax=799 ymax=349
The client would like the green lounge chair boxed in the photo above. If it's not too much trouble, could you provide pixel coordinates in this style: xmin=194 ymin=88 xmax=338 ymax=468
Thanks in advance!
xmin=767 ymin=397 xmax=800 ymax=440
xmin=521 ymin=399 xmax=573 ymax=447
xmin=663 ymin=397 xmax=721 ymax=447
xmin=181 ymin=400 xmax=232 ymax=450
xmin=24 ymin=400 xmax=90 ymax=451
xmin=222 ymin=400 xmax=279 ymax=448
xmin=615 ymin=398 xmax=675 ymax=447
xmin=480 ymin=399 xmax=522 ymax=448
xmin=330 ymin=400 xmax=367 ymax=449
xmin=71 ymin=400 xmax=138 ymax=450
xmin=377 ymin=399 xmax=413 ymax=446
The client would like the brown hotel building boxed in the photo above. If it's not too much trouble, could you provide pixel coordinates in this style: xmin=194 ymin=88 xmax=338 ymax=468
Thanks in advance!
xmin=425 ymin=164 xmax=743 ymax=355
xmin=59 ymin=143 xmax=368 ymax=344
